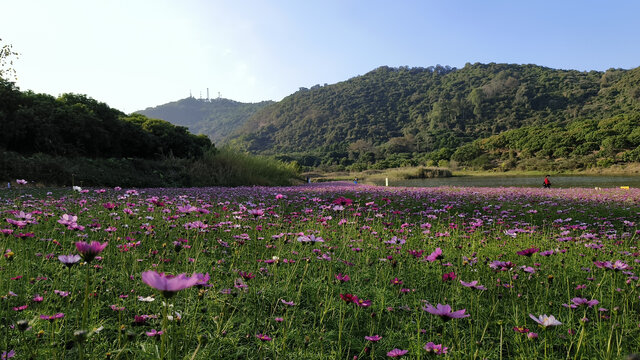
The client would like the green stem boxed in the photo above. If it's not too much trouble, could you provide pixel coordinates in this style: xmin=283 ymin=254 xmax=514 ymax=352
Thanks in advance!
xmin=161 ymin=300 xmax=168 ymax=359
xmin=82 ymin=264 xmax=91 ymax=330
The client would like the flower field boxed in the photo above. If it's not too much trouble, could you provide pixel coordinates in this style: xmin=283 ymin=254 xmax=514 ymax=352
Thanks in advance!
xmin=1 ymin=182 xmax=639 ymax=359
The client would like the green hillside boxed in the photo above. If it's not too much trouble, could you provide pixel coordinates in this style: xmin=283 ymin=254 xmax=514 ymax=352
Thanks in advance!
xmin=0 ymin=80 xmax=298 ymax=187
xmin=136 ymin=97 xmax=273 ymax=144
xmin=228 ymin=63 xmax=640 ymax=171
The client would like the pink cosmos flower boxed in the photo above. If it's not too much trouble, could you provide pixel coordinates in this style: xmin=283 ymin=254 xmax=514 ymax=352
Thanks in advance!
xmin=332 ymin=197 xmax=353 ymax=206
xmin=58 ymin=254 xmax=81 ymax=268
xmin=460 ymin=280 xmax=486 ymax=290
xmin=146 ymin=329 xmax=163 ymax=337
xmin=424 ymin=342 xmax=448 ymax=355
xmin=1 ymin=350 xmax=16 ymax=359
xmin=335 ymin=273 xmax=350 ymax=282
xmin=194 ymin=272 xmax=211 ymax=287
xmin=426 ymin=248 xmax=443 ymax=262
xmin=517 ymin=247 xmax=540 ymax=257
xmin=75 ymin=241 xmax=108 ymax=262
xmin=248 ymin=209 xmax=264 ymax=217
xmin=423 ymin=303 xmax=470 ymax=322
xmin=442 ymin=272 xmax=456 ymax=282
xmin=16 ymin=179 xmax=27 ymax=185
xmin=387 ymin=348 xmax=408 ymax=357
xmin=141 ymin=271 xmax=200 ymax=297
xmin=256 ymin=333 xmax=272 ymax=341
xmin=57 ymin=214 xmax=78 ymax=226
xmin=356 ymin=298 xmax=372 ymax=307
xmin=365 ymin=335 xmax=382 ymax=342
xmin=40 ymin=313 xmax=65 ymax=321
xmin=562 ymin=298 xmax=599 ymax=309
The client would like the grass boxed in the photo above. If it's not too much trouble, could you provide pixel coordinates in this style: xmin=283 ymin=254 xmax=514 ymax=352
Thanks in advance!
xmin=0 ymin=183 xmax=639 ymax=359
xmin=305 ymin=166 xmax=451 ymax=185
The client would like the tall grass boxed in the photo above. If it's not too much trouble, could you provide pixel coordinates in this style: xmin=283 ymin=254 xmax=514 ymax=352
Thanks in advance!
xmin=187 ymin=147 xmax=300 ymax=187
xmin=0 ymin=148 xmax=300 ymax=187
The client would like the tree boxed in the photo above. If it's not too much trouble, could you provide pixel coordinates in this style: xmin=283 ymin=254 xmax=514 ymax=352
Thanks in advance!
xmin=0 ymin=38 xmax=19 ymax=81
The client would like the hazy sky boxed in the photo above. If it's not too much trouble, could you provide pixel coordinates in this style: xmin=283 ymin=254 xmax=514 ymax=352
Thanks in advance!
xmin=2 ymin=0 xmax=640 ymax=113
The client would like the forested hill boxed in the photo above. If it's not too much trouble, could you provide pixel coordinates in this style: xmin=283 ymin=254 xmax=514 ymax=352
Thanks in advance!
xmin=136 ymin=97 xmax=273 ymax=144
xmin=228 ymin=63 xmax=640 ymax=170
xmin=0 ymin=80 xmax=212 ymax=159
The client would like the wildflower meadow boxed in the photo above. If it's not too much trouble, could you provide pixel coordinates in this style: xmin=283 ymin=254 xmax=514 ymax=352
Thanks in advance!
xmin=1 ymin=182 xmax=639 ymax=359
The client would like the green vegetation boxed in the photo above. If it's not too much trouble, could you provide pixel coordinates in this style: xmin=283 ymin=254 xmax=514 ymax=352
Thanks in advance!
xmin=228 ymin=63 xmax=640 ymax=172
xmin=0 ymin=79 xmax=298 ymax=187
xmin=136 ymin=97 xmax=273 ymax=144
xmin=0 ymin=148 xmax=299 ymax=187
xmin=1 ymin=185 xmax=638 ymax=359
xmin=0 ymin=80 xmax=211 ymax=159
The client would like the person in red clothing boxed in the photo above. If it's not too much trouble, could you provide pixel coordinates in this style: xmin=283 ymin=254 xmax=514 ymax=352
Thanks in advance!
xmin=543 ymin=175 xmax=551 ymax=188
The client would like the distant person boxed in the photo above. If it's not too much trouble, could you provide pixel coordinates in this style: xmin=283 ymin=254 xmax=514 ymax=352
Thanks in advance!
xmin=543 ymin=175 xmax=551 ymax=188
xmin=354 ymin=177 xmax=358 ymax=184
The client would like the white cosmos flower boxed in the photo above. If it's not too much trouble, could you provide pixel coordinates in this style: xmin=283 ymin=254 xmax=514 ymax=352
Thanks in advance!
xmin=529 ymin=314 xmax=562 ymax=327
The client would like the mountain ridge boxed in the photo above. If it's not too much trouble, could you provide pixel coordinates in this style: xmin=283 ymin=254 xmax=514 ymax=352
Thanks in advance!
xmin=136 ymin=97 xmax=273 ymax=144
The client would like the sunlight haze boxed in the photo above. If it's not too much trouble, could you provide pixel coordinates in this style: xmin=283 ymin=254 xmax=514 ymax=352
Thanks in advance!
xmin=2 ymin=0 xmax=639 ymax=113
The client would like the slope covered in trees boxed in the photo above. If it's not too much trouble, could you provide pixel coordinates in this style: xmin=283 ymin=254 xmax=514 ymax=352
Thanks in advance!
xmin=136 ymin=97 xmax=273 ymax=144
xmin=228 ymin=63 xmax=640 ymax=171
xmin=0 ymin=80 xmax=299 ymax=187
xmin=0 ymin=80 xmax=212 ymax=159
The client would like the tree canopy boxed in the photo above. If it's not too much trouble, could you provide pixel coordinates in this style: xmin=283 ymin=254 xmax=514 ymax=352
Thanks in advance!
xmin=0 ymin=81 xmax=212 ymax=159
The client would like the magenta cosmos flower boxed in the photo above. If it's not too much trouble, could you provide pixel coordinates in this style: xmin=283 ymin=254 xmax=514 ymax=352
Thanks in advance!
xmin=365 ymin=335 xmax=382 ymax=342
xmin=387 ymin=348 xmax=408 ymax=357
xmin=460 ymin=280 xmax=486 ymax=290
xmin=248 ymin=209 xmax=264 ymax=217
xmin=75 ymin=241 xmax=108 ymax=262
xmin=426 ymin=248 xmax=443 ymax=262
xmin=141 ymin=271 xmax=200 ymax=297
xmin=423 ymin=303 xmax=470 ymax=322
xmin=424 ymin=342 xmax=448 ymax=355
xmin=517 ymin=247 xmax=540 ymax=257
xmin=256 ymin=333 xmax=272 ymax=341
xmin=563 ymin=297 xmax=599 ymax=309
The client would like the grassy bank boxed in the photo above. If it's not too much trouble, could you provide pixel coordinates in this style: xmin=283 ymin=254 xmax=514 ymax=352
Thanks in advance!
xmin=306 ymin=163 xmax=640 ymax=185
xmin=0 ymin=147 xmax=300 ymax=187
xmin=304 ymin=166 xmax=451 ymax=184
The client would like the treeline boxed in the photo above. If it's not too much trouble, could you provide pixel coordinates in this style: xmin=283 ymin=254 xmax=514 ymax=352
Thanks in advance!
xmin=229 ymin=63 xmax=640 ymax=171
xmin=452 ymin=113 xmax=640 ymax=171
xmin=0 ymin=80 xmax=211 ymax=159
xmin=0 ymin=80 xmax=299 ymax=186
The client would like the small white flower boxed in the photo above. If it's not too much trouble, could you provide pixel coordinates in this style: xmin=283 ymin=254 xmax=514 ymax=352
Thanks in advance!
xmin=73 ymin=186 xmax=82 ymax=192
xmin=137 ymin=296 xmax=155 ymax=302
xmin=529 ymin=314 xmax=562 ymax=327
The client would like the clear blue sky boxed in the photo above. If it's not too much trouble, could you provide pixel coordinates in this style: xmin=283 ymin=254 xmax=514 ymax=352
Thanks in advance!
xmin=2 ymin=0 xmax=639 ymax=113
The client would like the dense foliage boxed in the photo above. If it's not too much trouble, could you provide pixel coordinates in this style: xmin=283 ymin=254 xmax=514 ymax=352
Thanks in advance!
xmin=0 ymin=81 xmax=299 ymax=186
xmin=0 ymin=147 xmax=299 ymax=188
xmin=136 ymin=97 xmax=273 ymax=144
xmin=1 ymin=184 xmax=638 ymax=359
xmin=228 ymin=63 xmax=640 ymax=171
xmin=0 ymin=80 xmax=212 ymax=159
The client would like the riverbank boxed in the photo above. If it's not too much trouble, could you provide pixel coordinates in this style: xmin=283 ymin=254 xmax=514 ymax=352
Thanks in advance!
xmin=306 ymin=163 xmax=640 ymax=185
